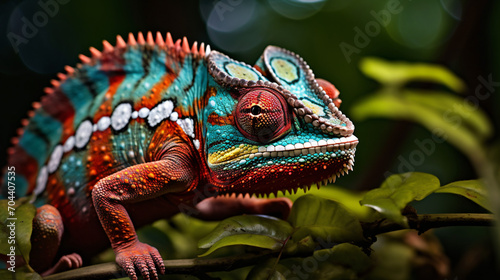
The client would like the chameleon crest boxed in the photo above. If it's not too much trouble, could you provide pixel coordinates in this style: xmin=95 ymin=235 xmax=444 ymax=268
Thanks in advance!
xmin=1 ymin=32 xmax=357 ymax=279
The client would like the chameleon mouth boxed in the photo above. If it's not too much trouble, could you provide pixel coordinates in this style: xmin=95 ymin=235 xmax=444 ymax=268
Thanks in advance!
xmin=209 ymin=135 xmax=358 ymax=197
xmin=247 ymin=135 xmax=358 ymax=160
xmin=208 ymin=135 xmax=358 ymax=166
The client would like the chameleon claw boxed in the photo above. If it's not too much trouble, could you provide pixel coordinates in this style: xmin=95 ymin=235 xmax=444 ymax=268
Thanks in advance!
xmin=115 ymin=241 xmax=164 ymax=280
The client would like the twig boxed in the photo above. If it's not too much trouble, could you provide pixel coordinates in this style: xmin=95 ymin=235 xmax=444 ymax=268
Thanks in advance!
xmin=363 ymin=213 xmax=494 ymax=236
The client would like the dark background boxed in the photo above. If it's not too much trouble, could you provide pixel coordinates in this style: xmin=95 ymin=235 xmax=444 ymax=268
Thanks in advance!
xmin=0 ymin=0 xmax=498 ymax=278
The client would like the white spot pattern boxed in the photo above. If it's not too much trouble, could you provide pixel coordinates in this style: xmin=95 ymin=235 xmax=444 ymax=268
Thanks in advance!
xmin=97 ymin=116 xmax=111 ymax=131
xmin=63 ymin=136 xmax=75 ymax=152
xmin=75 ymin=120 xmax=93 ymax=149
xmin=34 ymin=166 xmax=48 ymax=196
xmin=193 ymin=139 xmax=200 ymax=149
xmin=47 ymin=145 xmax=63 ymax=173
xmin=177 ymin=118 xmax=195 ymax=138
xmin=111 ymin=103 xmax=132 ymax=131
xmin=35 ymin=99 xmax=202 ymax=196
xmin=138 ymin=107 xmax=150 ymax=118
xmin=170 ymin=111 xmax=178 ymax=121
xmin=148 ymin=100 xmax=173 ymax=127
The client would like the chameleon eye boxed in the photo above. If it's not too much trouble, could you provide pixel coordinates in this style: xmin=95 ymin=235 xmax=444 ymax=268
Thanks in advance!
xmin=235 ymin=88 xmax=291 ymax=143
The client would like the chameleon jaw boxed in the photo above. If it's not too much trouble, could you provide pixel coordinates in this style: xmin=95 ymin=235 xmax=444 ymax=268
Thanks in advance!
xmin=247 ymin=135 xmax=358 ymax=160
xmin=208 ymin=135 xmax=358 ymax=197
xmin=207 ymin=135 xmax=358 ymax=166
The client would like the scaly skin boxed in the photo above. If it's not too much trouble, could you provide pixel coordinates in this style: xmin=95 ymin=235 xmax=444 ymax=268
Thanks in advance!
xmin=0 ymin=32 xmax=358 ymax=279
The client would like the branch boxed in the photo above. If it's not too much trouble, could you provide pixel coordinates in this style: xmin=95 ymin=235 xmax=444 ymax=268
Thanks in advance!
xmin=43 ymin=252 xmax=274 ymax=280
xmin=363 ymin=213 xmax=494 ymax=236
xmin=43 ymin=213 xmax=494 ymax=280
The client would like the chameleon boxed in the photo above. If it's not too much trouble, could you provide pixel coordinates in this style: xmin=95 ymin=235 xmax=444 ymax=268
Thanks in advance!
xmin=0 ymin=32 xmax=357 ymax=279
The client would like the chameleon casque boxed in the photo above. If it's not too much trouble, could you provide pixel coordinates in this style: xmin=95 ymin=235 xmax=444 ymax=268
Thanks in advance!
xmin=1 ymin=32 xmax=358 ymax=279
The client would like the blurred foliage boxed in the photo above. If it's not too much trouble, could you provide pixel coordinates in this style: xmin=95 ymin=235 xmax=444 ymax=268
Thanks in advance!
xmin=0 ymin=198 xmax=38 ymax=279
xmin=0 ymin=198 xmax=35 ymax=264
xmin=1 ymin=170 xmax=491 ymax=279
xmin=436 ymin=179 xmax=492 ymax=213
xmin=199 ymin=215 xmax=292 ymax=257
xmin=353 ymin=57 xmax=493 ymax=168
xmin=360 ymin=57 xmax=466 ymax=91
xmin=0 ymin=0 xmax=499 ymax=279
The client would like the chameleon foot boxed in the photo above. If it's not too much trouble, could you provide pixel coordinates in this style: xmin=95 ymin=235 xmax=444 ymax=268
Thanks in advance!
xmin=40 ymin=253 xmax=83 ymax=276
xmin=115 ymin=240 xmax=165 ymax=280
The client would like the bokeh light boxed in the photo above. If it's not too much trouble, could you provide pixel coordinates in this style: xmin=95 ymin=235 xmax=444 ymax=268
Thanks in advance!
xmin=267 ymin=0 xmax=326 ymax=20
xmin=386 ymin=0 xmax=454 ymax=49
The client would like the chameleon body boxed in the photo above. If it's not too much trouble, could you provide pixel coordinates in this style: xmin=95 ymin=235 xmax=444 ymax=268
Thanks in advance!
xmin=1 ymin=32 xmax=357 ymax=279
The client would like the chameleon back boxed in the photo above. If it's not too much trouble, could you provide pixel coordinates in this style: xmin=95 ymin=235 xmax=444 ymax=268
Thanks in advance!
xmin=1 ymin=33 xmax=209 ymax=211
xmin=2 ymin=32 xmax=358 ymax=205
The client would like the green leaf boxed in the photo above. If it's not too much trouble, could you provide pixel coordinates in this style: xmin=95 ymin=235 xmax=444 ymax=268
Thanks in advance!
xmin=267 ymin=244 xmax=370 ymax=279
xmin=0 ymin=200 xmax=36 ymax=264
xmin=360 ymin=57 xmax=466 ymax=92
xmin=14 ymin=203 xmax=36 ymax=264
xmin=351 ymin=92 xmax=485 ymax=162
xmin=281 ymin=186 xmax=376 ymax=222
xmin=360 ymin=173 xmax=440 ymax=226
xmin=0 ymin=201 xmax=12 ymax=255
xmin=435 ymin=180 xmax=492 ymax=212
xmin=0 ymin=265 xmax=42 ymax=280
xmin=279 ymin=257 xmax=358 ymax=280
xmin=198 ymin=234 xmax=284 ymax=257
xmin=288 ymin=195 xmax=364 ymax=243
xmin=198 ymin=215 xmax=292 ymax=249
xmin=367 ymin=238 xmax=413 ymax=280
xmin=247 ymin=260 xmax=288 ymax=280
xmin=137 ymin=224 xmax=176 ymax=259
xmin=198 ymin=215 xmax=292 ymax=257
xmin=318 ymin=243 xmax=371 ymax=273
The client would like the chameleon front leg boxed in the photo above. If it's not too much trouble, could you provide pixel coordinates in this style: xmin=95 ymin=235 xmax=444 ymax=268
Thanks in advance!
xmin=92 ymin=155 xmax=195 ymax=280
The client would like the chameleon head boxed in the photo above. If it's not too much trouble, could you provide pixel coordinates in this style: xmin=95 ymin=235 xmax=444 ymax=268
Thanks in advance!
xmin=204 ymin=46 xmax=357 ymax=196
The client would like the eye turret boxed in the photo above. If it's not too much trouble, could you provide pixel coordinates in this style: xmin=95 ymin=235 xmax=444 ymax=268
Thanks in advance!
xmin=235 ymin=88 xmax=291 ymax=143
